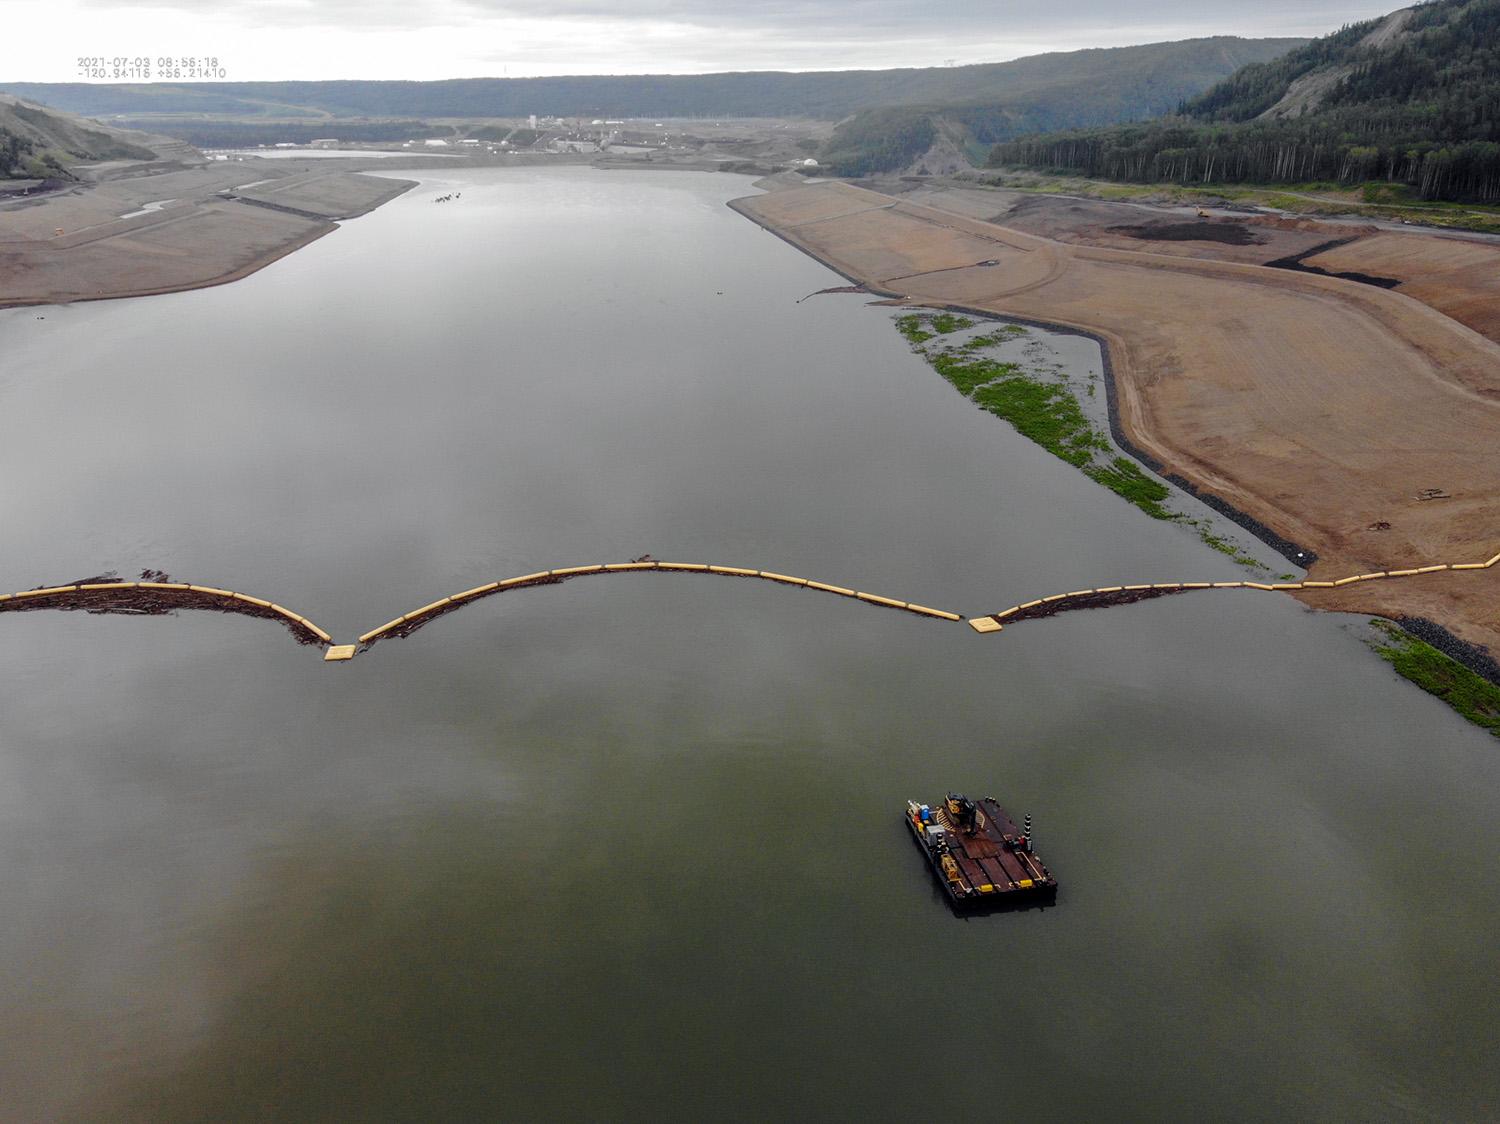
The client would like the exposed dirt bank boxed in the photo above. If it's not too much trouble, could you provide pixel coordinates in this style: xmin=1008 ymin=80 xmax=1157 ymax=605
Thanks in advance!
xmin=0 ymin=161 xmax=416 ymax=308
xmin=731 ymin=180 xmax=1500 ymax=670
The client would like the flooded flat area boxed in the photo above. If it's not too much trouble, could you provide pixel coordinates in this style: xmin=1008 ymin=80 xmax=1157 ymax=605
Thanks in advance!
xmin=1 ymin=167 xmax=1496 ymax=1121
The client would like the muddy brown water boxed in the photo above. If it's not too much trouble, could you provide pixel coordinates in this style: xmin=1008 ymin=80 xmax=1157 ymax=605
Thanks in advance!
xmin=1 ymin=167 xmax=1496 ymax=1121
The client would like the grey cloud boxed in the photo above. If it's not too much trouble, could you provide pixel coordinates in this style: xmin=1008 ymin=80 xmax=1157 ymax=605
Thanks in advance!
xmin=454 ymin=0 xmax=1399 ymax=36
xmin=74 ymin=0 xmax=1405 ymax=67
xmin=80 ymin=0 xmax=1404 ymax=37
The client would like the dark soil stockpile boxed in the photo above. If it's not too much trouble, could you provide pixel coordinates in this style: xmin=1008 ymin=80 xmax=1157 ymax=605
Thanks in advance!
xmin=1266 ymin=238 xmax=1401 ymax=289
xmin=991 ymin=194 xmax=1356 ymax=265
xmin=1108 ymin=221 xmax=1264 ymax=246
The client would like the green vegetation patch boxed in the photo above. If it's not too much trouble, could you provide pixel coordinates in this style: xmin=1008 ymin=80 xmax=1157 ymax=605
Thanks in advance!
xmin=1361 ymin=182 xmax=1418 ymax=206
xmin=1 ymin=128 xmax=37 ymax=178
xmin=1084 ymin=457 xmax=1174 ymax=519
xmin=972 ymin=377 xmax=1102 ymax=468
xmin=927 ymin=352 xmax=1018 ymax=396
xmin=928 ymin=313 xmax=974 ymax=334
xmin=961 ymin=325 xmax=1028 ymax=351
xmin=1190 ymin=522 xmax=1266 ymax=569
xmin=897 ymin=310 xmax=1274 ymax=567
xmin=895 ymin=314 xmax=935 ymax=344
xmin=898 ymin=312 xmax=991 ymax=350
xmin=1370 ymin=621 xmax=1500 ymax=737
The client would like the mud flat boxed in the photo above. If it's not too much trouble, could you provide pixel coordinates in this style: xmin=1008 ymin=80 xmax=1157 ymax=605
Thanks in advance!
xmin=732 ymin=180 xmax=1500 ymax=663
xmin=0 ymin=163 xmax=415 ymax=307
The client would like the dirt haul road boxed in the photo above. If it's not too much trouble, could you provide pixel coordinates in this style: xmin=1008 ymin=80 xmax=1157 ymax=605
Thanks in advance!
xmin=926 ymin=188 xmax=1500 ymax=349
xmin=1302 ymin=232 xmax=1500 ymax=345
xmin=734 ymin=180 xmax=1500 ymax=656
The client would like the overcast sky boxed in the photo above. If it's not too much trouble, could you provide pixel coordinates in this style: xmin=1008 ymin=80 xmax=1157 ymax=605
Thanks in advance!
xmin=4 ymin=0 xmax=1405 ymax=82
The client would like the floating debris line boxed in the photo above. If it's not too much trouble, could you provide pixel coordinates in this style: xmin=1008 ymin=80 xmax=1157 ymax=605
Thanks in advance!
xmin=967 ymin=550 xmax=1500 ymax=634
xmin=354 ymin=560 xmax=963 ymax=653
xmin=795 ymin=284 xmax=868 ymax=303
xmin=0 ymin=573 xmax=330 ymax=647
xmin=0 ymin=562 xmax=961 ymax=663
xmin=3 ymin=550 xmax=1496 ymax=662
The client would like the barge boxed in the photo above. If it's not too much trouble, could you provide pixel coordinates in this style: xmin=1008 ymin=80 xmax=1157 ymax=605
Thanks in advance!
xmin=906 ymin=794 xmax=1057 ymax=908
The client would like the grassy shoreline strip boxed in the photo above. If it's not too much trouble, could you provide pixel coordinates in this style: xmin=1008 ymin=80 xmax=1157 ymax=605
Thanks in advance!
xmin=1369 ymin=620 xmax=1500 ymax=737
xmin=898 ymin=311 xmax=1265 ymax=568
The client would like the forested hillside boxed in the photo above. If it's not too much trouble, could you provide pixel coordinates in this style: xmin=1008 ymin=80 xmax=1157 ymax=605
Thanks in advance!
xmin=0 ymin=95 xmax=159 ymax=178
xmin=818 ymin=37 xmax=1304 ymax=176
xmin=987 ymin=0 xmax=1500 ymax=202
xmin=0 ymin=128 xmax=35 ymax=176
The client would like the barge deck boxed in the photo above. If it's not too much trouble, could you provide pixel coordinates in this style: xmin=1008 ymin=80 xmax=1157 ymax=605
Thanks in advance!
xmin=906 ymin=795 xmax=1058 ymax=908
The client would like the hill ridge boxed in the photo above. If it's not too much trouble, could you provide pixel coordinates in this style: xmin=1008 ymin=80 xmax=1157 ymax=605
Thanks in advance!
xmin=2 ymin=37 xmax=1304 ymax=123
xmin=0 ymin=93 xmax=185 ymax=179
xmin=987 ymin=0 xmax=1500 ymax=202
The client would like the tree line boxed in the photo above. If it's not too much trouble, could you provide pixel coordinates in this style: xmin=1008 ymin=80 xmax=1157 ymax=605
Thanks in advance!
xmin=989 ymin=120 xmax=1500 ymax=202
xmin=0 ymin=128 xmax=36 ymax=177
xmin=987 ymin=0 xmax=1500 ymax=203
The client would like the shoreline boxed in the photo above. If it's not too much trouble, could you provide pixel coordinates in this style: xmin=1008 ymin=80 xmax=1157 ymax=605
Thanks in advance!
xmin=0 ymin=157 xmax=746 ymax=312
xmin=918 ymin=302 xmax=1318 ymax=568
xmin=0 ymin=164 xmax=416 ymax=311
xmin=727 ymin=189 xmax=1500 ymax=688
xmin=0 ymin=221 xmax=338 ymax=311
xmin=725 ymin=194 xmax=1316 ymax=568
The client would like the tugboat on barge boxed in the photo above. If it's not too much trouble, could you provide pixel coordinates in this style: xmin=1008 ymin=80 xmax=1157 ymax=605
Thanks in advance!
xmin=906 ymin=794 xmax=1057 ymax=908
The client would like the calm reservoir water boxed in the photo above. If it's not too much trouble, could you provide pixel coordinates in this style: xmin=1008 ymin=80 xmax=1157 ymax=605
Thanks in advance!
xmin=1 ymin=168 xmax=1496 ymax=1121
